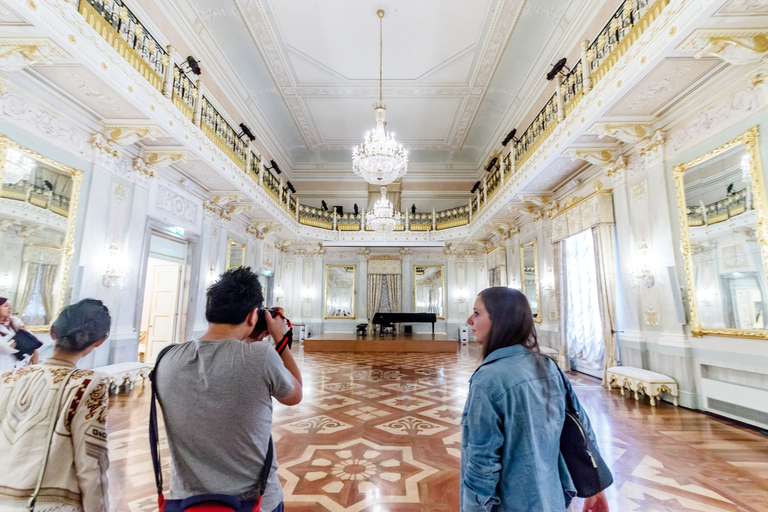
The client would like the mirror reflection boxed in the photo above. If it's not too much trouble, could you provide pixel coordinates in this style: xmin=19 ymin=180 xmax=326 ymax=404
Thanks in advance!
xmin=0 ymin=140 xmax=81 ymax=329
xmin=414 ymin=265 xmax=444 ymax=318
xmin=325 ymin=265 xmax=356 ymax=318
xmin=521 ymin=239 xmax=540 ymax=321
xmin=679 ymin=129 xmax=768 ymax=333
xmin=226 ymin=238 xmax=245 ymax=270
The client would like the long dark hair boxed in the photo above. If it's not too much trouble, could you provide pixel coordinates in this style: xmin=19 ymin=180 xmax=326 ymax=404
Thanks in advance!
xmin=478 ymin=287 xmax=540 ymax=359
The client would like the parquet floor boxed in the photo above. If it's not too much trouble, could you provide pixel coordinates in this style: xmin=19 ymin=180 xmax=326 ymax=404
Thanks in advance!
xmin=106 ymin=344 xmax=768 ymax=511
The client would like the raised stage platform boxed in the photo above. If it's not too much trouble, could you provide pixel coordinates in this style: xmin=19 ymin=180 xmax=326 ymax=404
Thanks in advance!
xmin=303 ymin=333 xmax=457 ymax=353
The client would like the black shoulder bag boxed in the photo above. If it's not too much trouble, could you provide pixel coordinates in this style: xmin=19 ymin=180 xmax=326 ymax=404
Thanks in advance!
xmin=149 ymin=345 xmax=274 ymax=512
xmin=555 ymin=364 xmax=613 ymax=498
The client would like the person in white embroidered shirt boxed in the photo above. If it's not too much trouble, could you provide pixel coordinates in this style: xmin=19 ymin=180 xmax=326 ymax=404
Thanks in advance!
xmin=0 ymin=297 xmax=38 ymax=372
xmin=0 ymin=299 xmax=112 ymax=512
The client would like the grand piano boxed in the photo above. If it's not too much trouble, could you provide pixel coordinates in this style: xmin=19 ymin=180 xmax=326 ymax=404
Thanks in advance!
xmin=372 ymin=312 xmax=438 ymax=335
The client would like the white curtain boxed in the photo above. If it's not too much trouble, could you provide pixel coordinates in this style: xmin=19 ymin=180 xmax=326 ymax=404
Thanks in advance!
xmin=593 ymin=225 xmax=619 ymax=382
xmin=565 ymin=230 xmax=604 ymax=371
xmin=15 ymin=262 xmax=38 ymax=318
xmin=41 ymin=264 xmax=58 ymax=324
xmin=384 ymin=274 xmax=401 ymax=313
xmin=367 ymin=274 xmax=383 ymax=324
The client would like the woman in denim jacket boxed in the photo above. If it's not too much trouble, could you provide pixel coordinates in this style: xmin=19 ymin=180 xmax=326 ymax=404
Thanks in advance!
xmin=461 ymin=287 xmax=609 ymax=512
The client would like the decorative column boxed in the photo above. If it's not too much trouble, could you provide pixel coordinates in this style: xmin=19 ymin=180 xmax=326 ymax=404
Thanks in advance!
xmin=193 ymin=78 xmax=204 ymax=127
xmin=580 ymin=40 xmax=592 ymax=93
xmin=163 ymin=45 xmax=176 ymax=98
xmin=258 ymin=160 xmax=264 ymax=186
xmin=358 ymin=248 xmax=370 ymax=324
xmin=556 ymin=76 xmax=565 ymax=122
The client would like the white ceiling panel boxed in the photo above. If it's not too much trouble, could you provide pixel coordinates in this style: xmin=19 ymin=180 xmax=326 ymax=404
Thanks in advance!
xmin=307 ymin=96 xmax=461 ymax=144
xmin=268 ymin=0 xmax=492 ymax=83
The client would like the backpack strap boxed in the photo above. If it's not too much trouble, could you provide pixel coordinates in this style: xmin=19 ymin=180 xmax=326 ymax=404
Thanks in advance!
xmin=148 ymin=343 xmax=275 ymax=505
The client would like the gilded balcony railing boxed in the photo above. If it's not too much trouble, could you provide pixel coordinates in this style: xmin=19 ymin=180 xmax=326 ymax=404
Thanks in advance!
xmin=248 ymin=152 xmax=261 ymax=181
xmin=172 ymin=64 xmax=197 ymax=121
xmin=288 ymin=195 xmax=297 ymax=214
xmin=435 ymin=206 xmax=470 ymax=230
xmin=561 ymin=61 xmax=583 ymax=117
xmin=200 ymin=96 xmax=247 ymax=169
xmin=338 ymin=213 xmax=362 ymax=231
xmin=470 ymin=196 xmax=478 ymax=216
xmin=78 ymin=0 xmax=167 ymax=91
xmin=1 ymin=180 xmax=70 ymax=217
xmin=487 ymin=169 xmax=501 ymax=199
xmin=299 ymin=205 xmax=333 ymax=230
xmin=514 ymin=93 xmax=558 ymax=168
xmin=585 ymin=0 xmax=667 ymax=86
xmin=409 ymin=212 xmax=432 ymax=231
xmin=262 ymin=169 xmax=280 ymax=201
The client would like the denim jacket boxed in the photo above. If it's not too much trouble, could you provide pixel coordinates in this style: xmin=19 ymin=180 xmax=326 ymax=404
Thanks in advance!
xmin=461 ymin=345 xmax=599 ymax=512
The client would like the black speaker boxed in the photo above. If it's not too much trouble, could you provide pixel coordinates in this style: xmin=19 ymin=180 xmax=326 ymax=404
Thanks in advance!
xmin=404 ymin=325 xmax=413 ymax=335
xmin=334 ymin=205 xmax=344 ymax=216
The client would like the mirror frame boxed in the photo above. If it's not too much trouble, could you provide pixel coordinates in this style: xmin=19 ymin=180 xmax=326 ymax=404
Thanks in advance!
xmin=225 ymin=237 xmax=246 ymax=270
xmin=673 ymin=125 xmax=768 ymax=339
xmin=324 ymin=264 xmax=356 ymax=319
xmin=520 ymin=238 xmax=541 ymax=323
xmin=0 ymin=135 xmax=84 ymax=333
xmin=413 ymin=264 xmax=445 ymax=319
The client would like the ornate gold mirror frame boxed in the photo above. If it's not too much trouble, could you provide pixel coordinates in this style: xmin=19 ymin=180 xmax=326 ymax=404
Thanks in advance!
xmin=413 ymin=264 xmax=445 ymax=319
xmin=520 ymin=238 xmax=541 ymax=323
xmin=674 ymin=126 xmax=768 ymax=339
xmin=0 ymin=135 xmax=83 ymax=333
xmin=225 ymin=237 xmax=246 ymax=270
xmin=324 ymin=265 xmax=356 ymax=319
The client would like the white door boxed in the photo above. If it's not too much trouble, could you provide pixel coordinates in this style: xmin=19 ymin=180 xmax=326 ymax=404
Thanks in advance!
xmin=146 ymin=264 xmax=182 ymax=363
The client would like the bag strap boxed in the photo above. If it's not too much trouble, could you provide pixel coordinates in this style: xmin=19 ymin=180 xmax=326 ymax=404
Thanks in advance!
xmin=547 ymin=356 xmax=578 ymax=416
xmin=28 ymin=370 xmax=76 ymax=511
xmin=149 ymin=344 xmax=275 ymax=501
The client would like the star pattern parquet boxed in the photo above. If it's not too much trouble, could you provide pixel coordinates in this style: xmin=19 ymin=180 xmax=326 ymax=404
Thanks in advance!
xmin=105 ymin=344 xmax=768 ymax=511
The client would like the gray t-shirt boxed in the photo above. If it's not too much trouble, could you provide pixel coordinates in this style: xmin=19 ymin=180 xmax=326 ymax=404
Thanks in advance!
xmin=156 ymin=338 xmax=294 ymax=511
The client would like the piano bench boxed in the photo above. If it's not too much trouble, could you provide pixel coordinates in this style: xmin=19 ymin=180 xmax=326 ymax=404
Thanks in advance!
xmin=356 ymin=324 xmax=368 ymax=337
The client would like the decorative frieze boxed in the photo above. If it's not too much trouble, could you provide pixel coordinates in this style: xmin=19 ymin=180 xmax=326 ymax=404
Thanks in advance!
xmin=157 ymin=185 xmax=198 ymax=224
xmin=0 ymin=39 xmax=67 ymax=72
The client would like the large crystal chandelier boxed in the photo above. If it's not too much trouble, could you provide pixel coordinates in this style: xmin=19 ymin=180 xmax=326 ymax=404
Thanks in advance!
xmin=367 ymin=186 xmax=402 ymax=232
xmin=352 ymin=9 xmax=408 ymax=186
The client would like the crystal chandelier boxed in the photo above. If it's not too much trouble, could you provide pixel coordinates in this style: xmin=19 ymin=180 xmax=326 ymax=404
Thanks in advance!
xmin=367 ymin=186 xmax=401 ymax=233
xmin=352 ymin=9 xmax=408 ymax=186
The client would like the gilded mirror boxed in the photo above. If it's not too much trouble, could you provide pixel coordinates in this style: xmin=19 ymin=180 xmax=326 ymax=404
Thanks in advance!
xmin=325 ymin=265 xmax=356 ymax=318
xmin=674 ymin=126 xmax=768 ymax=339
xmin=414 ymin=265 xmax=444 ymax=319
xmin=0 ymin=136 xmax=83 ymax=332
xmin=521 ymin=239 xmax=540 ymax=322
xmin=226 ymin=238 xmax=245 ymax=269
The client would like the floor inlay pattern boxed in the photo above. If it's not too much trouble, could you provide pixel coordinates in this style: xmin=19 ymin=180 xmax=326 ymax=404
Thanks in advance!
xmin=106 ymin=345 xmax=768 ymax=511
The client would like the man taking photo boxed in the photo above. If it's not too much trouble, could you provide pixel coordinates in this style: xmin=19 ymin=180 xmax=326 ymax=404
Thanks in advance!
xmin=154 ymin=267 xmax=302 ymax=512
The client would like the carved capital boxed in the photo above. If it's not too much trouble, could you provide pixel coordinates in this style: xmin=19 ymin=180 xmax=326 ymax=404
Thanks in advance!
xmin=358 ymin=248 xmax=370 ymax=260
xmin=565 ymin=147 xmax=616 ymax=166
xmin=227 ymin=203 xmax=255 ymax=215
xmin=132 ymin=157 xmax=155 ymax=180
xmin=637 ymin=129 xmax=666 ymax=156
xmin=145 ymin=151 xmax=191 ymax=169
xmin=683 ymin=30 xmax=768 ymax=65
xmin=90 ymin=134 xmax=122 ymax=169
xmin=0 ymin=39 xmax=66 ymax=72
xmin=605 ymin=155 xmax=628 ymax=178
xmin=105 ymin=124 xmax=162 ymax=146
xmin=399 ymin=247 xmax=412 ymax=258
xmin=590 ymin=122 xmax=653 ymax=144
xmin=210 ymin=193 xmax=241 ymax=206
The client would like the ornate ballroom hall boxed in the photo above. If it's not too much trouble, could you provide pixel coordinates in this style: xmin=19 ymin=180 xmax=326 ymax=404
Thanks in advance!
xmin=1 ymin=0 xmax=768 ymax=510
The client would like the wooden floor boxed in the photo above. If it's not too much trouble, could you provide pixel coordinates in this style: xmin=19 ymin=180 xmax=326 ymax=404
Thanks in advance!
xmin=304 ymin=332 xmax=457 ymax=353
xmin=106 ymin=343 xmax=768 ymax=511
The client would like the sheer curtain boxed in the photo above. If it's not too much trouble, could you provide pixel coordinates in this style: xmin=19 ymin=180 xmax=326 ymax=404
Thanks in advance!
xmin=41 ymin=264 xmax=58 ymax=323
xmin=367 ymin=274 xmax=383 ymax=325
xmin=565 ymin=230 xmax=604 ymax=372
xmin=384 ymin=274 xmax=401 ymax=313
xmin=16 ymin=262 xmax=38 ymax=317
xmin=593 ymin=225 xmax=619 ymax=382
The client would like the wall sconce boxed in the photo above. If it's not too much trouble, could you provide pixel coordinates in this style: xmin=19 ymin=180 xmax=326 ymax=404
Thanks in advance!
xmin=302 ymin=287 xmax=313 ymax=303
xmin=631 ymin=264 xmax=655 ymax=288
xmin=102 ymin=242 xmax=127 ymax=288
xmin=207 ymin=266 xmax=219 ymax=285
xmin=274 ymin=285 xmax=284 ymax=302
xmin=456 ymin=287 xmax=468 ymax=304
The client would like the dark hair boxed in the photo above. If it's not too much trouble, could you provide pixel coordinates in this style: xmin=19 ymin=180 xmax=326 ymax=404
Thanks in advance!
xmin=52 ymin=299 xmax=111 ymax=353
xmin=206 ymin=267 xmax=264 ymax=324
xmin=0 ymin=297 xmax=7 ymax=306
xmin=478 ymin=287 xmax=540 ymax=360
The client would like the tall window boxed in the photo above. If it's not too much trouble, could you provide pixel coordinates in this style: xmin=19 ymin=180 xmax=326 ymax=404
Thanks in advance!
xmin=565 ymin=230 xmax=604 ymax=373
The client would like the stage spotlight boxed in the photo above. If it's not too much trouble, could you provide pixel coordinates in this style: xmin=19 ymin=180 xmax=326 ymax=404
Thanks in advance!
xmin=269 ymin=160 xmax=282 ymax=175
xmin=502 ymin=128 xmax=520 ymax=146
xmin=471 ymin=181 xmax=481 ymax=193
xmin=238 ymin=123 xmax=256 ymax=141
xmin=546 ymin=58 xmax=569 ymax=81
xmin=287 ymin=181 xmax=296 ymax=193
xmin=183 ymin=56 xmax=201 ymax=75
xmin=486 ymin=157 xmax=498 ymax=172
